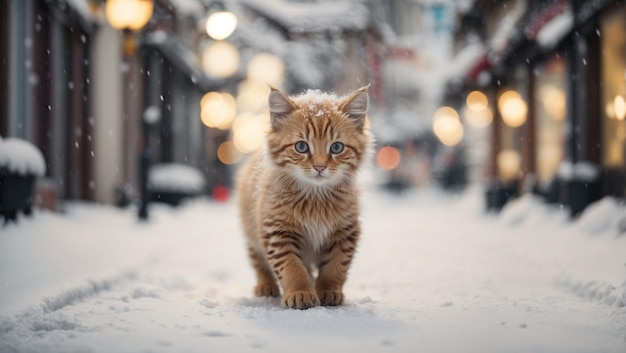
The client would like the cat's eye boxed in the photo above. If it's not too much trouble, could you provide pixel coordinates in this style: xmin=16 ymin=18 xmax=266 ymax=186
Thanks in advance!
xmin=330 ymin=142 xmax=344 ymax=154
xmin=294 ymin=141 xmax=310 ymax=154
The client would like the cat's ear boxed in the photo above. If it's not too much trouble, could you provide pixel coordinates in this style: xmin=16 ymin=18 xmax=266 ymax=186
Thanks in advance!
xmin=340 ymin=85 xmax=369 ymax=131
xmin=268 ymin=87 xmax=297 ymax=131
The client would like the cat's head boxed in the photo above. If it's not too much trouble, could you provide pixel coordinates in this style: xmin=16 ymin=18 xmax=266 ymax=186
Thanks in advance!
xmin=266 ymin=86 xmax=373 ymax=187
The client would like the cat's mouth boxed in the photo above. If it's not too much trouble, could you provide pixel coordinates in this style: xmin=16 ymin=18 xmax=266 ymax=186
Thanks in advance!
xmin=307 ymin=172 xmax=330 ymax=183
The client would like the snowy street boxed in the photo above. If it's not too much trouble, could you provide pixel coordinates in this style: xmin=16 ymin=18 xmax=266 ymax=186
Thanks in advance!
xmin=2 ymin=0 xmax=626 ymax=351
xmin=1 ymin=185 xmax=625 ymax=353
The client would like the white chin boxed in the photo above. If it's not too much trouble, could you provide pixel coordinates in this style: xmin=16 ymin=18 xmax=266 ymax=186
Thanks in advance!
xmin=304 ymin=174 xmax=333 ymax=186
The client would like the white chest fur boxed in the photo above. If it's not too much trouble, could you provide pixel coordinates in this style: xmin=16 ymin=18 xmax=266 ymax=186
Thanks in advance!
xmin=301 ymin=220 xmax=332 ymax=252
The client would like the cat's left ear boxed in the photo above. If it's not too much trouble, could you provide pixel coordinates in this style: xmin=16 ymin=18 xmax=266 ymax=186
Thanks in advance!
xmin=268 ymin=86 xmax=297 ymax=131
xmin=340 ymin=85 xmax=369 ymax=131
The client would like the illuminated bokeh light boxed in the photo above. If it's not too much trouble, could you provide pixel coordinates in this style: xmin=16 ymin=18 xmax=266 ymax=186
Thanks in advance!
xmin=217 ymin=141 xmax=243 ymax=165
xmin=540 ymin=85 xmax=566 ymax=122
xmin=105 ymin=0 xmax=154 ymax=31
xmin=200 ymin=92 xmax=236 ymax=130
xmin=205 ymin=11 xmax=237 ymax=40
xmin=497 ymin=149 xmax=521 ymax=181
xmin=498 ymin=90 xmax=527 ymax=128
xmin=433 ymin=106 xmax=464 ymax=146
xmin=606 ymin=101 xmax=616 ymax=118
xmin=376 ymin=146 xmax=401 ymax=171
xmin=247 ymin=53 xmax=285 ymax=88
xmin=463 ymin=106 xmax=493 ymax=127
xmin=232 ymin=113 xmax=270 ymax=153
xmin=211 ymin=185 xmax=230 ymax=202
xmin=202 ymin=41 xmax=240 ymax=78
xmin=614 ymin=95 xmax=625 ymax=121
xmin=237 ymin=80 xmax=269 ymax=114
xmin=464 ymin=91 xmax=493 ymax=127
xmin=466 ymin=91 xmax=488 ymax=111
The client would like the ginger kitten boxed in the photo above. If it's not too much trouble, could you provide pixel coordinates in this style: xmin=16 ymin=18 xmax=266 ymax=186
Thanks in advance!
xmin=235 ymin=86 xmax=373 ymax=309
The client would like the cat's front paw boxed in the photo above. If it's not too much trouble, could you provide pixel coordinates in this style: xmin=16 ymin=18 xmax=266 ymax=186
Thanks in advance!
xmin=317 ymin=290 xmax=344 ymax=306
xmin=281 ymin=290 xmax=320 ymax=310
xmin=254 ymin=282 xmax=280 ymax=297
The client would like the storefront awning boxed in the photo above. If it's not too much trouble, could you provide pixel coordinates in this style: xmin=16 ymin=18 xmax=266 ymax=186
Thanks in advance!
xmin=241 ymin=0 xmax=369 ymax=35
xmin=447 ymin=42 xmax=490 ymax=83
xmin=167 ymin=0 xmax=205 ymax=17
xmin=535 ymin=8 xmax=574 ymax=48
xmin=524 ymin=0 xmax=574 ymax=49
xmin=467 ymin=54 xmax=491 ymax=81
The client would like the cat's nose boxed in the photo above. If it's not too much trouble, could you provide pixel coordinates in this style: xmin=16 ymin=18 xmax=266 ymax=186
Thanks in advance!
xmin=313 ymin=165 xmax=327 ymax=173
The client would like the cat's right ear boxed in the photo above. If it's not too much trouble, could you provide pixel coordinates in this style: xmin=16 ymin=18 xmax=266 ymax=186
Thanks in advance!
xmin=268 ymin=87 xmax=296 ymax=131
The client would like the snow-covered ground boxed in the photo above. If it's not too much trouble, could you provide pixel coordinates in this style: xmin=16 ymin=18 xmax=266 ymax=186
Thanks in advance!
xmin=1 ymin=185 xmax=625 ymax=352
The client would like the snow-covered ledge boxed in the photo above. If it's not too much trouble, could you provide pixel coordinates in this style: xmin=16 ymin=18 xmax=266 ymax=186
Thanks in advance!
xmin=0 ymin=137 xmax=46 ymax=176
xmin=557 ymin=160 xmax=601 ymax=182
xmin=148 ymin=163 xmax=205 ymax=194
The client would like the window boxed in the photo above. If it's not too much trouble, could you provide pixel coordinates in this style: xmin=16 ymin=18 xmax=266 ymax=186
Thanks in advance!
xmin=601 ymin=5 xmax=626 ymax=168
xmin=534 ymin=54 xmax=567 ymax=184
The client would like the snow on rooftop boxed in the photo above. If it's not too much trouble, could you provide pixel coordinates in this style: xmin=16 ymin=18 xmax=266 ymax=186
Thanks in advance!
xmin=451 ymin=0 xmax=475 ymax=13
xmin=167 ymin=0 xmax=205 ymax=17
xmin=447 ymin=41 xmax=486 ymax=81
xmin=489 ymin=0 xmax=527 ymax=54
xmin=148 ymin=163 xmax=206 ymax=193
xmin=0 ymin=137 xmax=46 ymax=177
xmin=145 ymin=30 xmax=168 ymax=45
xmin=241 ymin=0 xmax=370 ymax=33
xmin=235 ymin=19 xmax=286 ymax=55
xmin=536 ymin=8 xmax=574 ymax=48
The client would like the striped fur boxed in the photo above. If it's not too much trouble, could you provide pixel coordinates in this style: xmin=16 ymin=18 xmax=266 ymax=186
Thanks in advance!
xmin=236 ymin=86 xmax=373 ymax=309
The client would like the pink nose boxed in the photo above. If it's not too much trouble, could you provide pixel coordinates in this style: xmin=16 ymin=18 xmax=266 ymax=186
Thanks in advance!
xmin=313 ymin=165 xmax=327 ymax=173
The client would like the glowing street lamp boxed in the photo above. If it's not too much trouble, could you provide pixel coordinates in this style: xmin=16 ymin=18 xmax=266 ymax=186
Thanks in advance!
xmin=105 ymin=0 xmax=154 ymax=31
xmin=104 ymin=0 xmax=154 ymax=220
xmin=105 ymin=0 xmax=154 ymax=55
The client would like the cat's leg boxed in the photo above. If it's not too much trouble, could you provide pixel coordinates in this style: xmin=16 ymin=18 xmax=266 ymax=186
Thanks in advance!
xmin=247 ymin=245 xmax=280 ymax=297
xmin=315 ymin=223 xmax=360 ymax=306
xmin=262 ymin=230 xmax=320 ymax=309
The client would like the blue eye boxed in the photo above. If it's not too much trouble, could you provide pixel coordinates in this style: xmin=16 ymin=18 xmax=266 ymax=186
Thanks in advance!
xmin=330 ymin=142 xmax=344 ymax=154
xmin=294 ymin=141 xmax=309 ymax=153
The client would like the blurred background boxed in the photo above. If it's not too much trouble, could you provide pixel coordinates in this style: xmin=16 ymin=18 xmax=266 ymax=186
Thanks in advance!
xmin=0 ymin=0 xmax=625 ymax=220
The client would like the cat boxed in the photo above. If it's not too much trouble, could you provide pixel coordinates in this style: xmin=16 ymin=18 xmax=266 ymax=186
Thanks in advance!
xmin=235 ymin=85 xmax=373 ymax=309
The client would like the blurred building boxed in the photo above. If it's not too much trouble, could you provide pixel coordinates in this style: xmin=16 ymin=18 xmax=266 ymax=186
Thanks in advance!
xmin=444 ymin=0 xmax=626 ymax=215
xmin=0 ymin=0 xmax=392 ymax=210
xmin=1 ymin=0 xmax=99 ymax=205
xmin=0 ymin=0 xmax=232 ymax=207
xmin=235 ymin=0 xmax=387 ymax=96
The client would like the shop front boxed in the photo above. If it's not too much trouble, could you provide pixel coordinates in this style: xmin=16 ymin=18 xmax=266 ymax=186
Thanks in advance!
xmin=599 ymin=3 xmax=626 ymax=197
